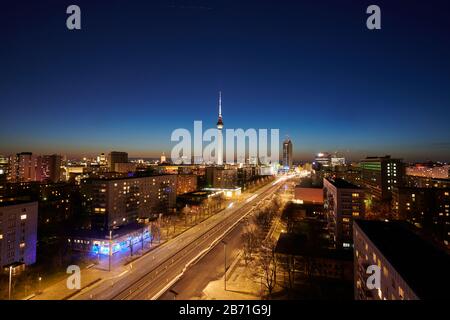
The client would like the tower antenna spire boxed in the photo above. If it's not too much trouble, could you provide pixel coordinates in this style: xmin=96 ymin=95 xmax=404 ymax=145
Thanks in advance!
xmin=218 ymin=91 xmax=222 ymax=117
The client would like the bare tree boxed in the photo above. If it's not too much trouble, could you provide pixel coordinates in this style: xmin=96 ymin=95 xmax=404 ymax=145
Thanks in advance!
xmin=279 ymin=254 xmax=295 ymax=295
xmin=259 ymin=241 xmax=278 ymax=299
xmin=241 ymin=225 xmax=258 ymax=265
xmin=150 ymin=222 xmax=161 ymax=245
xmin=182 ymin=205 xmax=189 ymax=226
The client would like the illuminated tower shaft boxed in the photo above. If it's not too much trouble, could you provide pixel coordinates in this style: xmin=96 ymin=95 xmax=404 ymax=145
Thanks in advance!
xmin=216 ymin=92 xmax=224 ymax=165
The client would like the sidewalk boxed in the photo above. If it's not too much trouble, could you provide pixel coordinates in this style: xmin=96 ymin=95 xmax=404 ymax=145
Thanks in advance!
xmin=203 ymin=251 xmax=262 ymax=300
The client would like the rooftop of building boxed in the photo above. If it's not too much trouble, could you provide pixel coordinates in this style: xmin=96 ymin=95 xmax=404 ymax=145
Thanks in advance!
xmin=275 ymin=233 xmax=352 ymax=260
xmin=361 ymin=155 xmax=403 ymax=161
xmin=0 ymin=199 xmax=38 ymax=207
xmin=354 ymin=219 xmax=450 ymax=300
xmin=325 ymin=177 xmax=361 ymax=189
xmin=393 ymin=186 xmax=450 ymax=192
xmin=81 ymin=173 xmax=177 ymax=182
xmin=296 ymin=178 xmax=322 ymax=189
xmin=70 ymin=222 xmax=148 ymax=240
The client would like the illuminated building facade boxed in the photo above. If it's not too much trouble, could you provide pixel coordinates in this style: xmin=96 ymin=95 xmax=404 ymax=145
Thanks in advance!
xmin=392 ymin=186 xmax=450 ymax=246
xmin=333 ymin=166 xmax=363 ymax=187
xmin=331 ymin=156 xmax=346 ymax=168
xmin=406 ymin=164 xmax=450 ymax=179
xmin=176 ymin=174 xmax=198 ymax=195
xmin=68 ymin=222 xmax=150 ymax=255
xmin=10 ymin=152 xmax=35 ymax=182
xmin=0 ymin=201 xmax=38 ymax=267
xmin=0 ymin=156 xmax=8 ymax=183
xmin=206 ymin=166 xmax=238 ymax=189
xmin=96 ymin=153 xmax=107 ymax=166
xmin=313 ymin=152 xmax=331 ymax=171
xmin=36 ymin=154 xmax=62 ymax=183
xmin=81 ymin=175 xmax=177 ymax=230
xmin=323 ymin=177 xmax=365 ymax=249
xmin=353 ymin=220 xmax=450 ymax=300
xmin=360 ymin=156 xmax=404 ymax=201
xmin=114 ymin=162 xmax=137 ymax=174
xmin=107 ymin=151 xmax=128 ymax=172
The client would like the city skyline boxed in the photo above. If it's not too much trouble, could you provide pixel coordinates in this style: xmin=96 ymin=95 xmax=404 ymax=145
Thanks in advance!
xmin=1 ymin=1 xmax=450 ymax=305
xmin=1 ymin=0 xmax=450 ymax=162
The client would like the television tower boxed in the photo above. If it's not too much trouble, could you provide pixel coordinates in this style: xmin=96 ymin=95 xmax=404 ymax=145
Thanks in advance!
xmin=216 ymin=91 xmax=224 ymax=165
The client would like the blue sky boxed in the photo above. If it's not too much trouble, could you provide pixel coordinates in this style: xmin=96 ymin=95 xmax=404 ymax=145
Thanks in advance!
xmin=1 ymin=0 xmax=450 ymax=161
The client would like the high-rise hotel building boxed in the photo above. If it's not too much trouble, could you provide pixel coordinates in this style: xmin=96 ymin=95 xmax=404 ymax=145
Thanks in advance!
xmin=282 ymin=138 xmax=293 ymax=169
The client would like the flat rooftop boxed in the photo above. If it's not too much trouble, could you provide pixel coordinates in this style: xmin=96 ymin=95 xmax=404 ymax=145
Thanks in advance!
xmin=325 ymin=177 xmax=361 ymax=189
xmin=0 ymin=199 xmax=37 ymax=207
xmin=70 ymin=222 xmax=147 ymax=240
xmin=82 ymin=173 xmax=176 ymax=182
xmin=275 ymin=233 xmax=352 ymax=261
xmin=355 ymin=220 xmax=450 ymax=300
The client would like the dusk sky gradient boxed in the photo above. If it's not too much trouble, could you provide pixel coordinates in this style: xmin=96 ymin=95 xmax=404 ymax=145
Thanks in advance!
xmin=1 ymin=0 xmax=450 ymax=162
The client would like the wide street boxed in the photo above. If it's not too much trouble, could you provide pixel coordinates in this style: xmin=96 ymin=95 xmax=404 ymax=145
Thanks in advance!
xmin=71 ymin=176 xmax=290 ymax=300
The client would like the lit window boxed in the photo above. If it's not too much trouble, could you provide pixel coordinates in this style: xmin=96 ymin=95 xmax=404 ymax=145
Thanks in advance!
xmin=398 ymin=287 xmax=404 ymax=299
xmin=0 ymin=234 xmax=3 ymax=240
xmin=20 ymin=214 xmax=27 ymax=220
xmin=383 ymin=266 xmax=389 ymax=277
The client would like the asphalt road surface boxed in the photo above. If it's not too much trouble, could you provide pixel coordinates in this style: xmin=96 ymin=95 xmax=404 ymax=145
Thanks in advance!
xmin=72 ymin=178 xmax=285 ymax=300
xmin=158 ymin=210 xmax=249 ymax=300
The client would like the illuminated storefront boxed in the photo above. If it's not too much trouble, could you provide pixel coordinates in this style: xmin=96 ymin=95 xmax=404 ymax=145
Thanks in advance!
xmin=68 ymin=225 xmax=151 ymax=255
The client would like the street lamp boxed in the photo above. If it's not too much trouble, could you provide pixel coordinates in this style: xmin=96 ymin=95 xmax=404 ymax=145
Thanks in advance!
xmin=8 ymin=265 xmax=12 ymax=300
xmin=221 ymin=240 xmax=227 ymax=291
xmin=38 ymin=276 xmax=42 ymax=294
xmin=108 ymin=229 xmax=113 ymax=272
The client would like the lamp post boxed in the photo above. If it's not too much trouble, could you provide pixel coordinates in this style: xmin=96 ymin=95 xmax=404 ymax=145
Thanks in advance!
xmin=38 ymin=276 xmax=42 ymax=294
xmin=108 ymin=229 xmax=112 ymax=272
xmin=221 ymin=240 xmax=227 ymax=291
xmin=8 ymin=265 xmax=12 ymax=300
